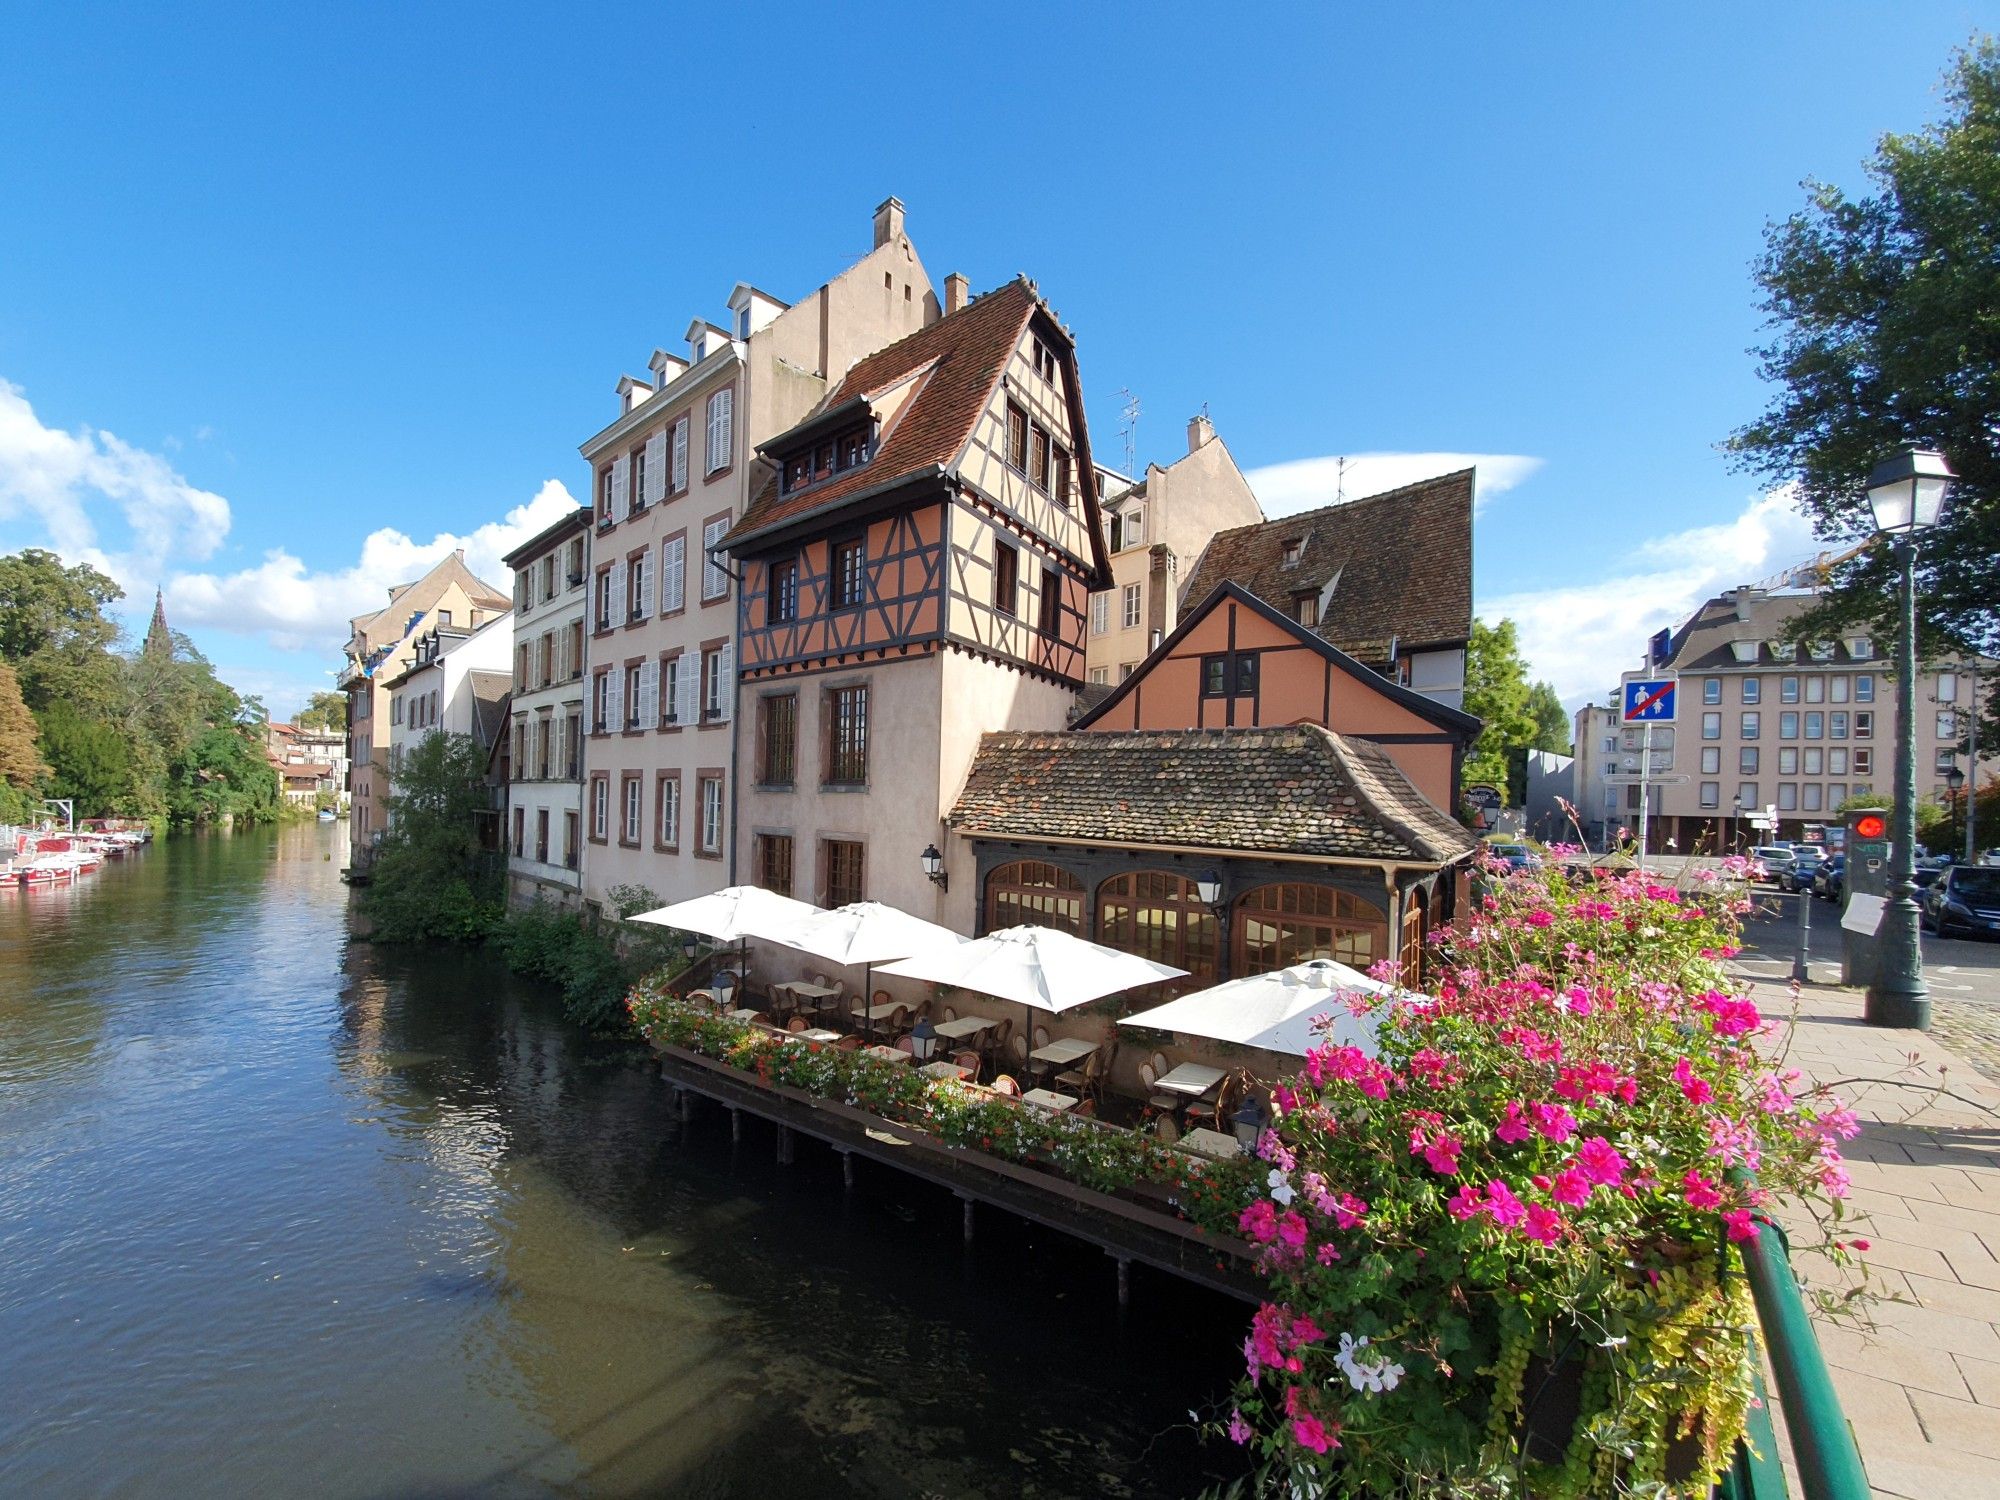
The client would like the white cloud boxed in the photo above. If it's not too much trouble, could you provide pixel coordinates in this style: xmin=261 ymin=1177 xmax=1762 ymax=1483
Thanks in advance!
xmin=1245 ymin=451 xmax=1543 ymax=518
xmin=0 ymin=378 xmax=231 ymax=571
xmin=1479 ymin=489 xmax=1824 ymax=712
xmin=165 ymin=478 xmax=579 ymax=651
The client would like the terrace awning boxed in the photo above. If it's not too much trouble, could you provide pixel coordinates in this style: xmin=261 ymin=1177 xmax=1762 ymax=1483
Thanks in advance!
xmin=1117 ymin=959 xmax=1403 ymax=1057
xmin=878 ymin=924 xmax=1185 ymax=1014
xmin=624 ymin=884 xmax=822 ymax=943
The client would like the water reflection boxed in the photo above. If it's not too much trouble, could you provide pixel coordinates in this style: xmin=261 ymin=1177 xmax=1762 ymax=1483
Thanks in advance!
xmin=0 ymin=825 xmax=1246 ymax=1497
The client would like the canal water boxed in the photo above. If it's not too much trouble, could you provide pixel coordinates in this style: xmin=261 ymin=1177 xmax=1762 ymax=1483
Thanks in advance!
xmin=0 ymin=824 xmax=1249 ymax=1498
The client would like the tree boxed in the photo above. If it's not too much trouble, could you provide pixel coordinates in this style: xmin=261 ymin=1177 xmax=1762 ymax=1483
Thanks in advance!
xmin=1463 ymin=619 xmax=1566 ymax=800
xmin=0 ymin=662 xmax=48 ymax=791
xmin=1728 ymin=40 xmax=2000 ymax=692
xmin=363 ymin=733 xmax=503 ymax=942
xmin=0 ymin=548 xmax=124 ymax=712
xmin=37 ymin=702 xmax=134 ymax=815
xmin=293 ymin=691 xmax=348 ymax=734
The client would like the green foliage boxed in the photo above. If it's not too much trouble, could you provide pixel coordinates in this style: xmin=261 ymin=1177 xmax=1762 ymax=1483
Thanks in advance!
xmin=0 ymin=661 xmax=48 ymax=793
xmin=293 ymin=691 xmax=348 ymax=734
xmin=37 ymin=702 xmax=134 ymax=813
xmin=493 ymin=900 xmax=674 ymax=1032
xmin=0 ymin=548 xmax=124 ymax=713
xmin=1464 ymin=619 xmax=1566 ymax=802
xmin=1728 ymin=39 xmax=2000 ymax=668
xmin=1832 ymin=789 xmax=1956 ymax=848
xmin=361 ymin=732 xmax=504 ymax=943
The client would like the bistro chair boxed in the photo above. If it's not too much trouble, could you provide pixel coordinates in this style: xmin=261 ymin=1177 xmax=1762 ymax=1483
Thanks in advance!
xmin=1033 ymin=1025 xmax=1051 ymax=1051
xmin=1186 ymin=1070 xmax=1239 ymax=1132
xmin=1074 ymin=1097 xmax=1098 ymax=1118
xmin=835 ymin=1035 xmax=862 ymax=1053
xmin=786 ymin=1016 xmax=809 ymax=1034
xmin=887 ymin=1005 xmax=910 ymax=1034
xmin=687 ymin=988 xmax=718 ymax=1010
xmin=1137 ymin=1061 xmax=1182 ymax=1114
xmin=1010 ymin=1034 xmax=1030 ymax=1069
xmin=1154 ymin=1112 xmax=1180 ymax=1145
xmin=985 ymin=1017 xmax=1014 ymax=1068
xmin=1056 ymin=1044 xmax=1109 ymax=1103
xmin=893 ymin=1036 xmax=916 ymax=1056
xmin=991 ymin=1074 xmax=1021 ymax=1098
xmin=951 ymin=1050 xmax=982 ymax=1078
xmin=942 ymin=1005 xmax=959 ymax=1023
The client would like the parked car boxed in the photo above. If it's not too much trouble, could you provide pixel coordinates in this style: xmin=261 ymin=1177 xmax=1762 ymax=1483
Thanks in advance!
xmin=1783 ymin=847 xmax=1826 ymax=893
xmin=1922 ymin=866 xmax=2000 ymax=939
xmin=1812 ymin=856 xmax=1846 ymax=902
xmin=1486 ymin=842 xmax=1542 ymax=872
xmin=1750 ymin=846 xmax=1796 ymax=885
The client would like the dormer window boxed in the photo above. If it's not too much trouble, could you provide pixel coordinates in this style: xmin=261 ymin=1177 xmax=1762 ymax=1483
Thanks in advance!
xmin=1729 ymin=640 xmax=1759 ymax=663
xmin=1107 ymin=506 xmax=1144 ymax=552
xmin=1281 ymin=538 xmax=1305 ymax=569
xmin=1846 ymin=636 xmax=1873 ymax=660
xmin=1809 ymin=641 xmax=1836 ymax=661
xmin=777 ymin=422 xmax=875 ymax=497
xmin=1765 ymin=639 xmax=1791 ymax=661
xmin=1292 ymin=590 xmax=1319 ymax=626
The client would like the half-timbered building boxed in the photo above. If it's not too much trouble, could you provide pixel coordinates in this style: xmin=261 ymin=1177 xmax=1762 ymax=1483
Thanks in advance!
xmin=722 ymin=276 xmax=1113 ymax=929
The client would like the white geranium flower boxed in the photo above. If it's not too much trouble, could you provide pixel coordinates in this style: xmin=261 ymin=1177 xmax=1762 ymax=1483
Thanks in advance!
xmin=1268 ymin=1169 xmax=1297 ymax=1206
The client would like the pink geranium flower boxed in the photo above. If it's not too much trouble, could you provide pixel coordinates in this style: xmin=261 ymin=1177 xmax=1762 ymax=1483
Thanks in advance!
xmin=1521 ymin=1203 xmax=1566 ymax=1244
xmin=1723 ymin=1209 xmax=1759 ymax=1242
xmin=1549 ymin=1169 xmax=1592 ymax=1206
xmin=1683 ymin=1169 xmax=1724 ymax=1212
xmin=1673 ymin=1056 xmax=1713 ymax=1105
xmin=1495 ymin=1100 xmax=1534 ymax=1144
xmin=1532 ymin=1102 xmax=1578 ymax=1144
xmin=1573 ymin=1136 xmax=1627 ymax=1187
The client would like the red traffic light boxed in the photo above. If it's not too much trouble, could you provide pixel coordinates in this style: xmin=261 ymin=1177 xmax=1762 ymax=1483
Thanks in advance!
xmin=1855 ymin=814 xmax=1886 ymax=839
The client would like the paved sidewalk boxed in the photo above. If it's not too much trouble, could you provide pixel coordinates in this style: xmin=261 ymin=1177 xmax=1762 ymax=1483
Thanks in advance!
xmin=1751 ymin=974 xmax=2000 ymax=1499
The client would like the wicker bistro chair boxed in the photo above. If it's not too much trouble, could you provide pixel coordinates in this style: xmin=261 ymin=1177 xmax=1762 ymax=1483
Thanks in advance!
xmin=893 ymin=1036 xmax=916 ymax=1056
xmin=1137 ymin=1060 xmax=1184 ymax=1115
xmin=1184 ymin=1069 xmax=1241 ymax=1132
xmin=1054 ymin=1042 xmax=1112 ymax=1103
xmin=951 ymin=1050 xmax=982 ymax=1079
xmin=984 ymin=1018 xmax=1014 ymax=1069
xmin=991 ymin=1074 xmax=1021 ymax=1098
xmin=835 ymin=1035 xmax=862 ymax=1053
xmin=786 ymin=1016 xmax=809 ymax=1034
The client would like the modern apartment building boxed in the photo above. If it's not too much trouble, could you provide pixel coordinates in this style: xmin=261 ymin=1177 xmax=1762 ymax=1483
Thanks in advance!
xmin=1083 ymin=414 xmax=1264 ymax=683
xmin=1180 ymin=469 xmax=1475 ymax=711
xmin=723 ymin=275 xmax=1111 ymax=931
xmin=339 ymin=550 xmax=512 ymax=863
xmin=500 ymin=506 xmax=592 ymax=909
xmin=1569 ymin=700 xmax=1628 ymax=848
xmin=574 ymin=198 xmax=940 ymax=916
xmin=1614 ymin=585 xmax=1997 ymax=851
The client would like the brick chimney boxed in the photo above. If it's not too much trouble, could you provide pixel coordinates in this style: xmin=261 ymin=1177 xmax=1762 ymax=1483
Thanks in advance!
xmin=943 ymin=272 xmax=969 ymax=315
xmin=872 ymin=196 xmax=905 ymax=249
xmin=1187 ymin=413 xmax=1215 ymax=454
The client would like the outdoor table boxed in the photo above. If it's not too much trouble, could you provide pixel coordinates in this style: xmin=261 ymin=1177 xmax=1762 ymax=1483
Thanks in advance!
xmin=1178 ymin=1126 xmax=1244 ymax=1159
xmin=863 ymin=1045 xmax=911 ymax=1066
xmin=933 ymin=1015 xmax=997 ymax=1043
xmin=726 ymin=1008 xmax=762 ymax=1023
xmin=860 ymin=1002 xmax=906 ymax=1022
xmin=793 ymin=1027 xmax=843 ymax=1044
xmin=1020 ymin=1088 xmax=1078 ymax=1112
xmin=1154 ymin=1061 xmax=1227 ymax=1098
xmin=918 ymin=1061 xmax=972 ymax=1082
xmin=783 ymin=980 xmax=841 ymax=1017
xmin=1028 ymin=1037 xmax=1096 ymax=1067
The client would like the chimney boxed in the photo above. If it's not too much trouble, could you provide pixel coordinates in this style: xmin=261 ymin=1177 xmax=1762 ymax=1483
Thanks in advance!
xmin=944 ymin=272 xmax=969 ymax=315
xmin=872 ymin=196 xmax=905 ymax=250
xmin=1187 ymin=413 xmax=1215 ymax=454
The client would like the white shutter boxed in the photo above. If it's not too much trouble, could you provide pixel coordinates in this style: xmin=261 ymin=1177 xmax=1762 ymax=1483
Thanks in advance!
xmin=660 ymin=537 xmax=684 ymax=614
xmin=610 ymin=454 xmax=629 ymax=522
xmin=716 ymin=639 xmax=734 ymax=722
xmin=638 ymin=552 xmax=654 ymax=617
xmin=645 ymin=430 xmax=666 ymax=505
xmin=672 ymin=418 xmax=689 ymax=492
xmin=612 ymin=558 xmax=628 ymax=624
xmin=638 ymin=659 xmax=657 ymax=730
xmin=677 ymin=655 xmax=697 ymax=726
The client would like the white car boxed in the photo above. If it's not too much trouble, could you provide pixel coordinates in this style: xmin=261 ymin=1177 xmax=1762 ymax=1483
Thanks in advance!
xmin=1750 ymin=846 xmax=1795 ymax=883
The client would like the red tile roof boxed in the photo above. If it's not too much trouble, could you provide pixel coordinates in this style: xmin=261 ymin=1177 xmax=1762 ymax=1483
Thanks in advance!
xmin=727 ymin=279 xmax=1041 ymax=545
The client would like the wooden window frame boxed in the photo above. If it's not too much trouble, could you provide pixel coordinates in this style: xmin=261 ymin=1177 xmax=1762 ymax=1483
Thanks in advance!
xmin=590 ymin=669 xmax=612 ymax=736
xmin=695 ymin=771 xmax=726 ymax=858
xmin=823 ymin=683 xmax=869 ymax=787
xmin=587 ymin=772 xmax=610 ymax=843
xmin=830 ymin=536 xmax=867 ymax=611
xmin=1232 ymin=882 xmax=1386 ymax=977
xmin=1005 ymin=400 xmax=1029 ymax=472
xmin=985 ymin=860 xmax=1084 ymax=936
xmin=759 ymin=691 xmax=798 ymax=788
xmin=768 ymin=556 xmax=800 ymax=624
xmin=659 ymin=649 xmax=686 ymax=730
xmin=1038 ymin=565 xmax=1062 ymax=637
xmin=618 ymin=772 xmax=643 ymax=848
xmin=1095 ymin=870 xmax=1219 ymax=991
xmin=756 ymin=832 xmax=795 ymax=897
xmin=654 ymin=770 xmax=681 ymax=852
xmin=822 ymin=837 xmax=865 ymax=907
xmin=994 ymin=540 xmax=1019 ymax=618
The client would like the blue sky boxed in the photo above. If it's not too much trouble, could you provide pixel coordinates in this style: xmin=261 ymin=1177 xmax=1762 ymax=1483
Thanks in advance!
xmin=1 ymin=2 xmax=1990 ymax=716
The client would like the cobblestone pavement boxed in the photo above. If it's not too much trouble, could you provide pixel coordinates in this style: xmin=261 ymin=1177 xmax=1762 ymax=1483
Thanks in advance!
xmin=1932 ymin=999 xmax=2000 ymax=1088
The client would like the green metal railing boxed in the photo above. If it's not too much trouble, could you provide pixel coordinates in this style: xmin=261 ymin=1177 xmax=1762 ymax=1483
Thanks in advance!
xmin=1714 ymin=1187 xmax=1870 ymax=1499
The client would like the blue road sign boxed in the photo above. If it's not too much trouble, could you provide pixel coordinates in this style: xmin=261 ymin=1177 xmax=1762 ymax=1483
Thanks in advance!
xmin=1622 ymin=678 xmax=1677 ymax=724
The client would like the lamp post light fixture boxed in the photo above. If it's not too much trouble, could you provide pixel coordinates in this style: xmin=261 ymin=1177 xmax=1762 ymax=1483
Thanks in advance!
xmin=1865 ymin=448 xmax=1954 ymax=1029
xmin=1195 ymin=868 xmax=1225 ymax=912
xmin=919 ymin=843 xmax=948 ymax=892
xmin=1948 ymin=763 xmax=1968 ymax=849
xmin=909 ymin=1015 xmax=938 ymax=1063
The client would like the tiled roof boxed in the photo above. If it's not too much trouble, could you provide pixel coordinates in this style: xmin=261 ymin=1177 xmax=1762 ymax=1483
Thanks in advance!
xmin=1182 ymin=469 xmax=1474 ymax=661
xmin=727 ymin=278 xmax=1041 ymax=544
xmin=949 ymin=726 xmax=1477 ymax=865
xmin=1658 ymin=591 xmax=1876 ymax=674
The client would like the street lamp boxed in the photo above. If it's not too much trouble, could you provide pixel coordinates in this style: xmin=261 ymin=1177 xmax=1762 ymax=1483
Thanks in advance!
xmin=1948 ymin=764 xmax=1968 ymax=851
xmin=1865 ymin=447 xmax=1954 ymax=1029
xmin=1194 ymin=868 xmax=1225 ymax=911
xmin=919 ymin=843 xmax=948 ymax=892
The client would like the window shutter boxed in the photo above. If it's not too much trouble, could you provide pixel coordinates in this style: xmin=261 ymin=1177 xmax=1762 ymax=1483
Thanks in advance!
xmin=677 ymin=655 xmax=697 ymax=726
xmin=638 ymin=659 xmax=657 ymax=730
xmin=716 ymin=640 xmax=735 ymax=722
xmin=660 ymin=537 xmax=684 ymax=614
xmin=644 ymin=430 xmax=667 ymax=505
xmin=672 ymin=418 xmax=689 ymax=492
xmin=610 ymin=454 xmax=629 ymax=522
xmin=613 ymin=558 xmax=628 ymax=622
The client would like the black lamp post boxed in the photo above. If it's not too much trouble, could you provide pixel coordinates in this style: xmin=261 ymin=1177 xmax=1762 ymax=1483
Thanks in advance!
xmin=1948 ymin=763 xmax=1968 ymax=849
xmin=1864 ymin=448 xmax=1953 ymax=1030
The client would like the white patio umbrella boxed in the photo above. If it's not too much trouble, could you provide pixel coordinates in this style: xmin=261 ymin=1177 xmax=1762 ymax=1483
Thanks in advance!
xmin=1118 ymin=959 xmax=1410 ymax=1058
xmin=764 ymin=901 xmax=966 ymax=1039
xmin=878 ymin=925 xmax=1186 ymax=1084
xmin=625 ymin=885 xmax=823 ymax=1002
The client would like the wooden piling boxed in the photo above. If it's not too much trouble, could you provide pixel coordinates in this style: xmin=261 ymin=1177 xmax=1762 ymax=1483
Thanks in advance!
xmin=960 ymin=1194 xmax=975 ymax=1245
xmin=729 ymin=1107 xmax=742 ymax=1143
xmin=841 ymin=1150 xmax=855 ymax=1190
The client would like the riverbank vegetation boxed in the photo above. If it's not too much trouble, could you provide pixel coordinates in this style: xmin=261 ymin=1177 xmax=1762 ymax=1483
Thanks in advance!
xmin=360 ymin=730 xmax=683 ymax=1030
xmin=0 ymin=548 xmax=279 ymax=826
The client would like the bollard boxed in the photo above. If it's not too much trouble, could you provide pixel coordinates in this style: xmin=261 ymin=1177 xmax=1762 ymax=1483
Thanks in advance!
xmin=1792 ymin=889 xmax=1811 ymax=985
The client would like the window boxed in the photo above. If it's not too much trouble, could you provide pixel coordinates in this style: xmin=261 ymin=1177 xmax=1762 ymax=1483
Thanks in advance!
xmin=698 ymin=776 xmax=724 ymax=855
xmin=705 ymin=388 xmax=734 ymax=474
xmin=1738 ymin=782 xmax=1758 ymax=810
xmin=1032 ymin=336 xmax=1058 ymax=382
xmin=1803 ymin=746 xmax=1823 ymax=775
xmin=1847 ymin=636 xmax=1873 ymax=660
xmin=1829 ymin=748 xmax=1847 ymax=775
xmin=1938 ymin=673 xmax=1959 ymax=703
xmin=1293 ymin=590 xmax=1319 ymax=626
xmin=1741 ymin=677 xmax=1761 ymax=704
xmin=1853 ymin=747 xmax=1872 ymax=775
xmin=661 ymin=655 xmax=683 ymax=726
xmin=1234 ymin=882 xmax=1383 ymax=976
xmin=1780 ymin=676 xmax=1799 ymax=703
xmin=1201 ymin=652 xmax=1260 ymax=696
xmin=1038 ymin=567 xmax=1062 ymax=636
xmin=824 ymin=839 xmax=865 ymax=906
xmin=569 ymin=621 xmax=584 ymax=680
xmin=1097 ymin=871 xmax=1220 ymax=988
xmin=563 ymin=811 xmax=578 ymax=869
xmin=1804 ymin=712 xmax=1823 ymax=740
xmin=627 ymin=554 xmax=647 ymax=622
xmin=757 ymin=834 xmax=794 ymax=897
xmin=1828 ymin=784 xmax=1846 ymax=805
xmin=760 ymin=693 xmax=797 ymax=785
xmin=1121 ymin=582 xmax=1142 ymax=629
xmin=1740 ymin=747 xmax=1759 ymax=774
xmin=1701 ymin=746 xmax=1721 ymax=774
xmin=564 ymin=711 xmax=580 ymax=776
xmin=1119 ymin=662 xmax=1136 ymax=680
xmin=1030 ymin=425 xmax=1051 ymax=491
xmin=1779 ymin=711 xmax=1798 ymax=739
xmin=1938 ymin=709 xmax=1959 ymax=741
xmin=994 ymin=542 xmax=1019 ymax=616
xmin=701 ymin=644 xmax=732 ymax=722
xmin=1855 ymin=674 xmax=1874 ymax=703
xmin=1701 ymin=712 xmax=1721 ymax=741
xmin=671 ymin=415 xmax=690 ymax=493
xmin=1087 ymin=667 xmax=1109 ymax=685
xmin=594 ymin=567 xmax=613 ymax=631
xmin=590 ymin=776 xmax=609 ymax=841
xmin=1809 ymin=641 xmax=1836 ymax=662
xmin=1936 ymin=745 xmax=1962 ymax=775
xmin=1607 ymin=786 xmax=1622 ymax=811
xmin=1109 ymin=507 xmax=1145 ymax=551
xmin=986 ymin=861 xmax=1084 ymax=935
xmin=659 ymin=535 xmax=686 ymax=615
xmin=568 ymin=538 xmax=584 ymax=585
xmin=832 ymin=540 xmax=864 ymax=612
xmin=827 ymin=685 xmax=869 ymax=784
xmin=1803 ymin=784 xmax=1823 ymax=812
xmin=1804 ymin=676 xmax=1825 ymax=704
xmin=512 ymin=806 xmax=524 ymax=856
xmin=656 ymin=774 xmax=680 ymax=849
xmin=591 ymin=671 xmax=610 ymax=734
xmin=1700 ymin=782 xmax=1720 ymax=809
xmin=1703 ymin=678 xmax=1722 ymax=704
xmin=598 ymin=467 xmax=615 ymax=525
xmin=535 ymin=717 xmax=551 ymax=778
xmin=701 ymin=517 xmax=730 ymax=601
xmin=540 ymin=555 xmax=556 ymax=602
xmin=1830 ymin=711 xmax=1848 ymax=739
xmin=1740 ymin=712 xmax=1759 ymax=740
xmin=769 ymin=558 xmax=799 ymax=624
xmin=1778 ymin=747 xmax=1798 ymax=774
xmin=1052 ymin=447 xmax=1072 ymax=510
xmin=1778 ymin=783 xmax=1798 ymax=811
xmin=1854 ymin=711 xmax=1872 ymax=738
xmin=1089 ymin=591 xmax=1109 ymax=636
xmin=1829 ymin=674 xmax=1849 ymax=703
xmin=630 ymin=448 xmax=646 ymax=512
xmin=1006 ymin=401 xmax=1028 ymax=470
xmin=1280 ymin=538 xmax=1304 ymax=569
xmin=624 ymin=664 xmax=642 ymax=729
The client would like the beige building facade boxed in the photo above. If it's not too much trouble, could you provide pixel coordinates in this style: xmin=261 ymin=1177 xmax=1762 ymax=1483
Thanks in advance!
xmin=575 ymin=198 xmax=940 ymax=916
xmin=501 ymin=506 xmax=592 ymax=909
xmin=340 ymin=550 xmax=512 ymax=864
xmin=1084 ymin=415 xmax=1264 ymax=683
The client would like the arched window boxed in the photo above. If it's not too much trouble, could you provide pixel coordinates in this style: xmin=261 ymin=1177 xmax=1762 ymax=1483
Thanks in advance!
xmin=1234 ymin=882 xmax=1385 ymax=976
xmin=986 ymin=860 xmax=1084 ymax=935
xmin=1096 ymin=871 xmax=1219 ymax=987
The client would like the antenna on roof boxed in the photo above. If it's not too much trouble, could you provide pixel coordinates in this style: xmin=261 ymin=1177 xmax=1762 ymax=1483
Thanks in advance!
xmin=1334 ymin=456 xmax=1349 ymax=504
xmin=1117 ymin=388 xmax=1140 ymax=476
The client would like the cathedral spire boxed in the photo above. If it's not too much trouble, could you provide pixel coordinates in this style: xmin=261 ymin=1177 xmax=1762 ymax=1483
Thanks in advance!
xmin=144 ymin=587 xmax=172 ymax=659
